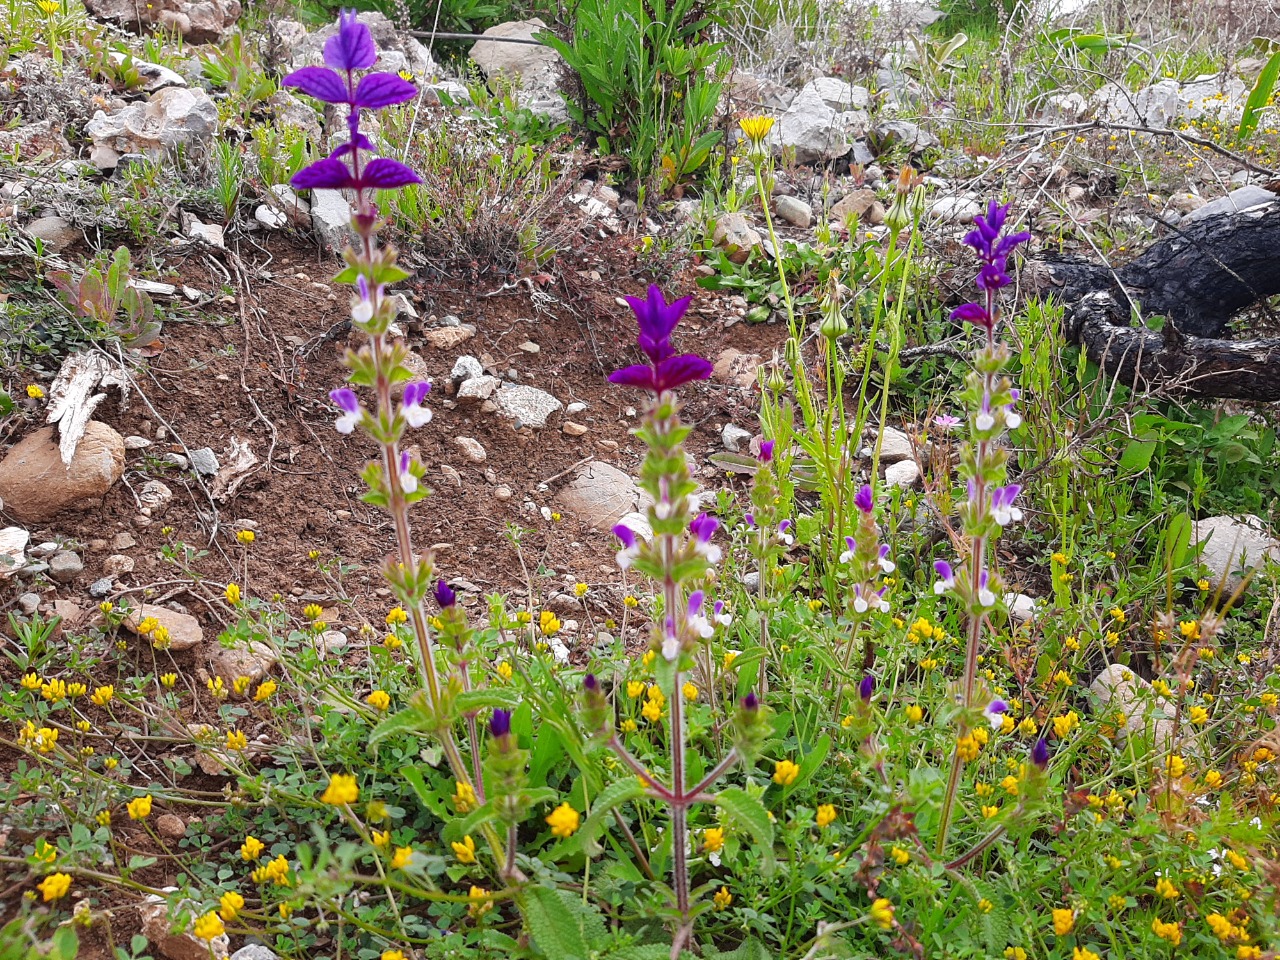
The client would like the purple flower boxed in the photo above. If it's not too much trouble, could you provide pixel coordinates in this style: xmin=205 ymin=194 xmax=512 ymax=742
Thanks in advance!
xmin=777 ymin=519 xmax=793 ymax=546
xmin=840 ymin=536 xmax=856 ymax=563
xmin=1032 ymin=737 xmax=1050 ymax=769
xmin=583 ymin=673 xmax=599 ymax=692
xmin=977 ymin=569 xmax=996 ymax=608
xmin=489 ymin=707 xmax=511 ymax=738
xmin=859 ymin=674 xmax=875 ymax=703
xmin=742 ymin=692 xmax=759 ymax=712
xmin=609 ymin=354 xmax=712 ymax=395
xmin=933 ymin=413 xmax=962 ymax=431
xmin=878 ymin=544 xmax=896 ymax=573
xmin=854 ymin=484 xmax=874 ymax=515
xmin=434 ymin=579 xmax=456 ymax=608
xmin=983 ymin=698 xmax=1008 ymax=730
xmin=291 ymin=154 xmax=422 ymax=194
xmin=624 ymin=284 xmax=691 ymax=363
xmin=744 ymin=513 xmax=755 ymax=529
xmin=959 ymin=201 xmax=1030 ymax=293
xmin=330 ymin=387 xmax=361 ymax=434
xmin=933 ymin=559 xmax=955 ymax=595
xmin=612 ymin=522 xmax=641 ymax=569
xmin=950 ymin=302 xmax=992 ymax=330
xmin=401 ymin=381 xmax=432 ymax=428
xmin=284 ymin=11 xmax=421 ymax=196
xmin=713 ymin=599 xmax=731 ymax=626
xmin=398 ymin=450 xmax=418 ymax=494
xmin=609 ymin=285 xmax=710 ymax=396
xmin=686 ymin=589 xmax=713 ymax=639
xmin=759 ymin=439 xmax=775 ymax=463
xmin=991 ymin=484 xmax=1023 ymax=527
xmin=689 ymin=513 xmax=721 ymax=563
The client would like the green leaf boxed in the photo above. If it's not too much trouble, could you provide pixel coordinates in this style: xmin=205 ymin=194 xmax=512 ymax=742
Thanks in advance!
xmin=519 ymin=885 xmax=589 ymax=960
xmin=1239 ymin=49 xmax=1280 ymax=141
xmin=1163 ymin=512 xmax=1194 ymax=572
xmin=454 ymin=688 xmax=521 ymax=713
xmin=788 ymin=734 xmax=830 ymax=795
xmin=368 ymin=706 xmax=429 ymax=747
xmin=398 ymin=764 xmax=448 ymax=818
xmin=714 ymin=787 xmax=775 ymax=873
xmin=1119 ymin=438 xmax=1156 ymax=472
xmin=50 ymin=926 xmax=78 ymax=960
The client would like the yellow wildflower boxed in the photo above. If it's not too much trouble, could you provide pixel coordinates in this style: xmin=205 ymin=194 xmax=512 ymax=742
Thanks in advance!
xmin=451 ymin=835 xmax=477 ymax=864
xmin=738 ymin=115 xmax=776 ymax=145
xmin=546 ymin=802 xmax=581 ymax=838
xmin=468 ymin=885 xmax=493 ymax=918
xmin=219 ymin=890 xmax=244 ymax=921
xmin=539 ymin=610 xmax=561 ymax=636
xmin=703 ymin=827 xmax=725 ymax=852
xmin=1165 ymin=755 xmax=1186 ymax=778
xmin=713 ymin=886 xmax=733 ymax=910
xmin=21 ymin=673 xmax=42 ymax=691
xmin=160 ymin=673 xmax=177 ymax=688
xmin=890 ymin=846 xmax=909 ymax=865
xmin=1053 ymin=907 xmax=1074 ymax=935
xmin=453 ymin=780 xmax=477 ymax=812
xmin=773 ymin=759 xmax=800 ymax=786
xmin=385 ymin=606 xmax=408 ymax=625
xmin=905 ymin=704 xmax=923 ymax=723
xmin=193 ymin=912 xmax=224 ymax=941
xmin=391 ymin=846 xmax=414 ymax=870
xmin=816 ymin=804 xmax=836 ymax=828
xmin=1155 ymin=877 xmax=1179 ymax=899
xmin=27 ymin=384 xmax=45 ymax=398
xmin=225 ymin=583 xmax=241 ymax=604
xmin=127 ymin=795 xmax=152 ymax=820
xmin=240 ymin=836 xmax=265 ymax=860
xmin=1190 ymin=706 xmax=1209 ymax=725
xmin=366 ymin=690 xmax=391 ymax=712
xmin=225 ymin=730 xmax=248 ymax=751
xmin=1152 ymin=917 xmax=1182 ymax=945
xmin=321 ymin=773 xmax=359 ymax=806
xmin=90 ymin=685 xmax=114 ymax=706
xmin=253 ymin=679 xmax=277 ymax=701
xmin=38 ymin=873 xmax=71 ymax=901
xmin=869 ymin=898 xmax=894 ymax=930
xmin=236 ymin=530 xmax=255 ymax=545
xmin=1052 ymin=712 xmax=1079 ymax=737
xmin=627 ymin=680 xmax=645 ymax=698
xmin=496 ymin=660 xmax=513 ymax=680
xmin=682 ymin=682 xmax=698 ymax=701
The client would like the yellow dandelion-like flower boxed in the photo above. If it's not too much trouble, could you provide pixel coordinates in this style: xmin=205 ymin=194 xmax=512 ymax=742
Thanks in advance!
xmin=773 ymin=759 xmax=800 ymax=786
xmin=321 ymin=774 xmax=359 ymax=806
xmin=738 ymin=115 xmax=776 ymax=144
xmin=236 ymin=530 xmax=255 ymax=545
xmin=546 ymin=802 xmax=581 ymax=838
xmin=27 ymin=383 xmax=46 ymax=398
xmin=38 ymin=873 xmax=72 ymax=901
xmin=869 ymin=897 xmax=894 ymax=930
xmin=451 ymin=834 xmax=477 ymax=864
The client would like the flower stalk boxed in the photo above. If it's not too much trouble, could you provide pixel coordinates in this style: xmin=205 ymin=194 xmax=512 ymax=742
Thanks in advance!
xmin=931 ymin=201 xmax=1030 ymax=856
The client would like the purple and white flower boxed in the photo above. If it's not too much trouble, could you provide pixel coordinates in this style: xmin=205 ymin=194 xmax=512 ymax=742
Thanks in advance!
xmin=840 ymin=536 xmax=856 ymax=564
xmin=777 ymin=520 xmax=794 ymax=546
xmin=686 ymin=590 xmax=713 ymax=639
xmin=713 ymin=600 xmax=732 ymax=627
xmin=991 ymin=484 xmax=1023 ymax=527
xmin=689 ymin=512 xmax=721 ymax=564
xmin=398 ymin=450 xmax=418 ymax=494
xmin=977 ymin=569 xmax=996 ymax=608
xmin=330 ymin=387 xmax=361 ymax=434
xmin=933 ymin=559 xmax=955 ymax=595
xmin=877 ymin=544 xmax=896 ymax=573
xmin=983 ymin=698 xmax=1009 ymax=730
xmin=401 ymin=381 xmax=432 ymax=427
xmin=612 ymin=523 xmax=641 ymax=569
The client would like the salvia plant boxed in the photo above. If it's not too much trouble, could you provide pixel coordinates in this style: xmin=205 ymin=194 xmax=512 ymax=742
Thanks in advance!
xmin=930 ymin=200 xmax=1038 ymax=855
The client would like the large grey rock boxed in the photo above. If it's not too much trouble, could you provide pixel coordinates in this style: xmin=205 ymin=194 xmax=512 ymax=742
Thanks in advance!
xmin=457 ymin=375 xmax=501 ymax=403
xmin=1094 ymin=73 xmax=1247 ymax=128
xmin=1185 ymin=186 xmax=1275 ymax=223
xmin=874 ymin=119 xmax=939 ymax=151
xmin=84 ymin=88 xmax=219 ymax=170
xmin=49 ymin=551 xmax=83 ymax=584
xmin=774 ymin=195 xmax=812 ymax=229
xmin=559 ymin=462 xmax=639 ymax=530
xmin=712 ymin=212 xmax=762 ymax=264
xmin=292 ymin=12 xmax=436 ymax=78
xmin=123 ymin=603 xmax=203 ymax=651
xmin=766 ymin=83 xmax=867 ymax=164
xmin=1195 ymin=514 xmax=1280 ymax=593
xmin=0 ymin=423 xmax=124 ymax=523
xmin=470 ymin=19 xmax=560 ymax=104
xmin=884 ymin=459 xmax=920 ymax=489
xmin=25 ymin=216 xmax=78 ymax=252
xmin=495 ymin=384 xmax=562 ymax=429
xmin=311 ymin=189 xmax=353 ymax=252
xmin=928 ymin=196 xmax=982 ymax=223
xmin=830 ymin=188 xmax=885 ymax=225
xmin=804 ymin=77 xmax=871 ymax=112
xmin=1090 ymin=663 xmax=1177 ymax=752
xmin=84 ymin=0 xmax=240 ymax=41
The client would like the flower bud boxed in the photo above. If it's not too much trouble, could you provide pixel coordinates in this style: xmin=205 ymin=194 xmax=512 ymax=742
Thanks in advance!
xmin=859 ymin=674 xmax=875 ymax=703
xmin=434 ymin=580 xmax=456 ymax=608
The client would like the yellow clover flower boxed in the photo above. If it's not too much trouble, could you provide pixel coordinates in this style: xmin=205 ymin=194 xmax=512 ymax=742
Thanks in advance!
xmin=546 ymin=802 xmax=581 ymax=838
